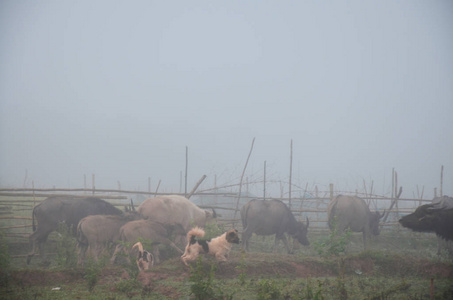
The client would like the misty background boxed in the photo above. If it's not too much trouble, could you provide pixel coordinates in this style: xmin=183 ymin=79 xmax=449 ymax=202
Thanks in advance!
xmin=1 ymin=1 xmax=452 ymax=199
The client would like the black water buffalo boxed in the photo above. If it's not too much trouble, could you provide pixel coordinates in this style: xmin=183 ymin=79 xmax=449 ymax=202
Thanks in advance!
xmin=399 ymin=202 xmax=453 ymax=241
xmin=77 ymin=211 xmax=142 ymax=265
xmin=241 ymin=199 xmax=309 ymax=253
xmin=27 ymin=196 xmax=122 ymax=265
xmin=327 ymin=195 xmax=385 ymax=250
xmin=432 ymin=196 xmax=453 ymax=254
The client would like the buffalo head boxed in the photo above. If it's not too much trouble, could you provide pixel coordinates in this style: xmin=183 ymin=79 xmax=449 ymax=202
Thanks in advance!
xmin=369 ymin=210 xmax=385 ymax=236
xmin=292 ymin=217 xmax=310 ymax=246
xmin=399 ymin=204 xmax=441 ymax=232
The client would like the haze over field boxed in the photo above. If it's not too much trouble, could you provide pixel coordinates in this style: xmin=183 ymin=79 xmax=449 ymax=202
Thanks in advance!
xmin=1 ymin=1 xmax=452 ymax=198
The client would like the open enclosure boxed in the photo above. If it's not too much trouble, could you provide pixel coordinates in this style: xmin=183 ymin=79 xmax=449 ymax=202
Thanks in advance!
xmin=1 ymin=182 xmax=452 ymax=299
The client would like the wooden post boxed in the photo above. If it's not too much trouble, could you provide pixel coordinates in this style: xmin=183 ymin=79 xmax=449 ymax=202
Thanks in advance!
xmin=92 ymin=174 xmax=95 ymax=195
xmin=329 ymin=183 xmax=334 ymax=202
xmin=289 ymin=139 xmax=293 ymax=209
xmin=440 ymin=165 xmax=444 ymax=197
xmin=395 ymin=171 xmax=399 ymax=217
xmin=434 ymin=187 xmax=437 ymax=198
xmin=185 ymin=146 xmax=188 ymax=198
xmin=155 ymin=180 xmax=161 ymax=197
xmin=84 ymin=174 xmax=87 ymax=193
xmin=233 ymin=138 xmax=255 ymax=226
xmin=32 ymin=181 xmax=36 ymax=208
xmin=263 ymin=161 xmax=266 ymax=201
xmin=186 ymin=175 xmax=207 ymax=199
xmin=148 ymin=177 xmax=151 ymax=194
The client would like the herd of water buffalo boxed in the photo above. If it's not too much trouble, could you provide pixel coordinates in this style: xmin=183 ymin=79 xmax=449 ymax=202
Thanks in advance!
xmin=26 ymin=194 xmax=453 ymax=266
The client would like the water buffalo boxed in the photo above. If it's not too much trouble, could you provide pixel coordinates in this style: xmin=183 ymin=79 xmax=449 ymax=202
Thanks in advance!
xmin=327 ymin=195 xmax=385 ymax=250
xmin=399 ymin=202 xmax=453 ymax=241
xmin=27 ymin=196 xmax=122 ymax=265
xmin=77 ymin=212 xmax=142 ymax=265
xmin=110 ymin=219 xmax=185 ymax=265
xmin=432 ymin=196 xmax=453 ymax=254
xmin=241 ymin=199 xmax=309 ymax=253
xmin=137 ymin=195 xmax=216 ymax=243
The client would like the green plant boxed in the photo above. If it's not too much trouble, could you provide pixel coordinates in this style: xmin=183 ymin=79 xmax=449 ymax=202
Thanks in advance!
xmin=84 ymin=256 xmax=106 ymax=292
xmin=257 ymin=279 xmax=283 ymax=300
xmin=313 ymin=218 xmax=351 ymax=257
xmin=236 ymin=251 xmax=247 ymax=285
xmin=55 ymin=223 xmax=78 ymax=268
xmin=115 ymin=278 xmax=141 ymax=297
xmin=189 ymin=257 xmax=216 ymax=300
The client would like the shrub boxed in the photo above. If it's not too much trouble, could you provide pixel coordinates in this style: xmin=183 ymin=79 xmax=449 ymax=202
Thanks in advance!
xmin=55 ymin=223 xmax=78 ymax=268
xmin=313 ymin=217 xmax=351 ymax=257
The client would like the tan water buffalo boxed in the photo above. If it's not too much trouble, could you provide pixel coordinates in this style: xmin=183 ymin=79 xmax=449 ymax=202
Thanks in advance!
xmin=110 ymin=219 xmax=185 ymax=265
xmin=137 ymin=195 xmax=216 ymax=244
xmin=77 ymin=212 xmax=142 ymax=265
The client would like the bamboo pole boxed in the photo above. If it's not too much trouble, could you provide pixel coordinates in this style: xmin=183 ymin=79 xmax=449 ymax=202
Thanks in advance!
xmin=185 ymin=146 xmax=188 ymax=197
xmin=289 ymin=139 xmax=293 ymax=209
xmin=187 ymin=175 xmax=207 ymax=199
xmin=440 ymin=165 xmax=444 ymax=197
xmin=233 ymin=137 xmax=255 ymax=226
xmin=92 ymin=174 xmax=95 ymax=195
xmin=154 ymin=180 xmax=161 ymax=197
xmin=263 ymin=161 xmax=266 ymax=201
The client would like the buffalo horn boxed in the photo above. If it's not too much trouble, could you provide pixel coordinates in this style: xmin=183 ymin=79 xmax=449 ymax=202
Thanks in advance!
xmin=306 ymin=216 xmax=309 ymax=228
xmin=211 ymin=208 xmax=217 ymax=218
xmin=380 ymin=210 xmax=386 ymax=218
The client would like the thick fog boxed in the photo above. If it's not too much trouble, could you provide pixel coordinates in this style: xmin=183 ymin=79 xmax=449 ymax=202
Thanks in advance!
xmin=1 ymin=1 xmax=452 ymax=198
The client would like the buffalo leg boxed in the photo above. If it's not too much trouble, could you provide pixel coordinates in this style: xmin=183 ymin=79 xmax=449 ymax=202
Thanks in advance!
xmin=77 ymin=243 xmax=88 ymax=266
xmin=362 ymin=232 xmax=367 ymax=250
xmin=241 ymin=229 xmax=253 ymax=252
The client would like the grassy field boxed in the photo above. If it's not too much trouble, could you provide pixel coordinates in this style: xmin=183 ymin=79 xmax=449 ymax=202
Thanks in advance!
xmin=1 ymin=227 xmax=453 ymax=299
xmin=1 ymin=195 xmax=452 ymax=299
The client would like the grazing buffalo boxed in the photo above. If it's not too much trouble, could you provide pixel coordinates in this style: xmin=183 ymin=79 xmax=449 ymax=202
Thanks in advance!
xmin=327 ymin=195 xmax=385 ymax=250
xmin=399 ymin=202 xmax=453 ymax=241
xmin=27 ymin=196 xmax=122 ymax=265
xmin=77 ymin=212 xmax=142 ymax=265
xmin=241 ymin=199 xmax=309 ymax=253
xmin=432 ymin=196 xmax=453 ymax=254
xmin=110 ymin=219 xmax=185 ymax=265
xmin=137 ymin=195 xmax=216 ymax=242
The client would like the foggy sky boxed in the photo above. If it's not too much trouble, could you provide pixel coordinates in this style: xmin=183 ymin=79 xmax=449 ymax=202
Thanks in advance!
xmin=1 ymin=1 xmax=452 ymax=199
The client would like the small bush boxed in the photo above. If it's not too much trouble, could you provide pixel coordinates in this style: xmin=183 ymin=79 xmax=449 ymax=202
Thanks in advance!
xmin=55 ymin=223 xmax=78 ymax=268
xmin=313 ymin=218 xmax=351 ymax=257
xmin=84 ymin=257 xmax=106 ymax=292
xmin=115 ymin=278 xmax=141 ymax=297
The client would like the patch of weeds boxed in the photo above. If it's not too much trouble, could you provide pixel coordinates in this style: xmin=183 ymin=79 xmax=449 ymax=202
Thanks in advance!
xmin=335 ymin=258 xmax=348 ymax=300
xmin=188 ymin=256 xmax=233 ymax=300
xmin=256 ymin=279 xmax=285 ymax=300
xmin=189 ymin=257 xmax=216 ymax=300
xmin=236 ymin=251 xmax=247 ymax=285
xmin=55 ymin=223 xmax=78 ymax=268
xmin=0 ymin=231 xmax=11 ymax=287
xmin=292 ymin=278 xmax=328 ymax=300
xmin=313 ymin=217 xmax=351 ymax=257
xmin=115 ymin=278 xmax=141 ymax=298
xmin=84 ymin=256 xmax=106 ymax=292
